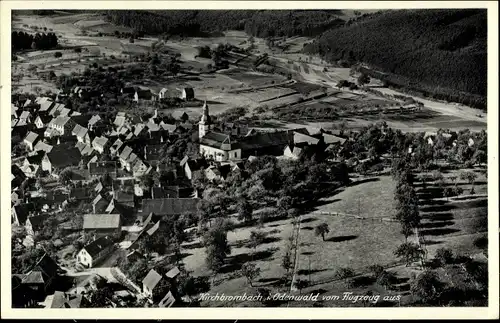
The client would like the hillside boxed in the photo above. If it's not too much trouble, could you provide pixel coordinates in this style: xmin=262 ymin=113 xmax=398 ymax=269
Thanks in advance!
xmin=304 ymin=9 xmax=487 ymax=110
xmin=104 ymin=10 xmax=344 ymax=38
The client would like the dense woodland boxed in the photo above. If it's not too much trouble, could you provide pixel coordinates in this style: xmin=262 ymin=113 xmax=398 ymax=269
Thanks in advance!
xmin=11 ymin=31 xmax=59 ymax=51
xmin=304 ymin=9 xmax=487 ymax=110
xmin=104 ymin=10 xmax=344 ymax=38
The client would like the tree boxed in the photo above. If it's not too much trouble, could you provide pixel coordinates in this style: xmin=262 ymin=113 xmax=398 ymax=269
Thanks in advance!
xmin=460 ymin=171 xmax=477 ymax=194
xmin=357 ymin=73 xmax=370 ymax=87
xmin=434 ymin=247 xmax=454 ymax=266
xmin=240 ymin=263 xmax=261 ymax=287
xmin=294 ymin=278 xmax=308 ymax=294
xmin=59 ymin=168 xmax=73 ymax=185
xmin=394 ymin=242 xmax=424 ymax=267
xmin=237 ymin=197 xmax=253 ymax=223
xmin=248 ymin=230 xmax=266 ymax=256
xmin=314 ymin=222 xmax=330 ymax=241
xmin=181 ymin=275 xmax=210 ymax=302
xmin=54 ymin=51 xmax=62 ymax=58
xmin=376 ymin=270 xmax=395 ymax=290
xmin=443 ymin=187 xmax=452 ymax=201
xmin=410 ymin=270 xmax=443 ymax=303
xmin=88 ymin=286 xmax=113 ymax=307
xmin=369 ymin=264 xmax=385 ymax=278
xmin=203 ymin=225 xmax=230 ymax=278
xmin=335 ymin=267 xmax=355 ymax=287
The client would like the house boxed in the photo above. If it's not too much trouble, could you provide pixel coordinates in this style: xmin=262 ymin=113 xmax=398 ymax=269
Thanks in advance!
xmin=34 ymin=115 xmax=52 ymax=129
xmin=16 ymin=253 xmax=59 ymax=299
xmin=238 ymin=130 xmax=294 ymax=159
xmin=138 ymin=198 xmax=199 ymax=217
xmin=44 ymin=291 xmax=87 ymax=308
xmin=134 ymin=88 xmax=154 ymax=102
xmin=113 ymin=191 xmax=135 ymax=208
xmin=23 ymin=132 xmax=40 ymax=151
xmin=142 ymin=269 xmax=163 ymax=299
xmin=88 ymin=161 xmax=117 ymax=178
xmin=180 ymin=87 xmax=195 ymax=101
xmin=25 ymin=216 xmax=46 ymax=237
xmin=36 ymin=97 xmax=55 ymax=115
xmin=121 ymin=86 xmax=136 ymax=97
xmin=205 ymin=164 xmax=231 ymax=182
xmin=33 ymin=141 xmax=53 ymax=153
xmin=19 ymin=110 xmax=32 ymax=124
xmin=82 ymin=214 xmax=122 ymax=238
xmin=72 ymin=124 xmax=91 ymax=144
xmin=91 ymin=136 xmax=109 ymax=154
xmin=158 ymin=88 xmax=169 ymax=100
xmin=180 ymin=156 xmax=208 ymax=180
xmin=92 ymin=194 xmax=110 ymax=214
xmin=46 ymin=116 xmax=76 ymax=136
xmin=113 ymin=112 xmax=130 ymax=130
xmin=118 ymin=146 xmax=134 ymax=168
xmin=132 ymin=159 xmax=151 ymax=177
xmin=110 ymin=138 xmax=124 ymax=157
xmin=77 ymin=236 xmax=115 ymax=268
xmin=20 ymin=163 xmax=41 ymax=179
xmin=199 ymin=131 xmax=242 ymax=161
xmin=11 ymin=203 xmax=35 ymax=226
xmin=322 ymin=133 xmax=347 ymax=145
xmin=41 ymin=145 xmax=81 ymax=175
xmin=283 ymin=145 xmax=306 ymax=160
xmin=158 ymin=291 xmax=176 ymax=307
xmin=88 ymin=114 xmax=103 ymax=132
xmin=133 ymin=124 xmax=148 ymax=138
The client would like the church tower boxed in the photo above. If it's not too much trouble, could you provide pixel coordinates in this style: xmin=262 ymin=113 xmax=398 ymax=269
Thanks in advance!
xmin=199 ymin=100 xmax=211 ymax=138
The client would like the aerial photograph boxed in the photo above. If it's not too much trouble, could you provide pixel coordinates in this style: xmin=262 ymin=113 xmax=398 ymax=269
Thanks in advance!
xmin=9 ymin=8 xmax=488 ymax=309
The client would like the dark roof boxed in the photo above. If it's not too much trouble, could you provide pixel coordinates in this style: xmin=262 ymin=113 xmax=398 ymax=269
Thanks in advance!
xmin=152 ymin=187 xmax=165 ymax=199
xmin=22 ymin=271 xmax=45 ymax=284
xmin=26 ymin=151 xmax=45 ymax=165
xmin=31 ymin=253 xmax=59 ymax=282
xmin=239 ymin=130 xmax=294 ymax=151
xmin=89 ymin=161 xmax=117 ymax=175
xmin=83 ymin=236 xmax=114 ymax=258
xmin=114 ymin=191 xmax=134 ymax=203
xmin=27 ymin=215 xmax=46 ymax=230
xmin=142 ymin=269 xmax=162 ymax=290
xmin=13 ymin=203 xmax=35 ymax=225
xmin=46 ymin=145 xmax=81 ymax=169
xmin=199 ymin=131 xmax=234 ymax=150
xmin=140 ymin=198 xmax=199 ymax=216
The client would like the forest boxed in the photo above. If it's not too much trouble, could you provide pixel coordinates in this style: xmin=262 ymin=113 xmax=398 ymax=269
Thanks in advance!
xmin=104 ymin=10 xmax=343 ymax=38
xmin=11 ymin=31 xmax=59 ymax=51
xmin=303 ymin=9 xmax=487 ymax=110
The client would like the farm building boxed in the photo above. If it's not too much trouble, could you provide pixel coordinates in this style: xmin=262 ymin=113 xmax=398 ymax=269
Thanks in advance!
xmin=77 ymin=236 xmax=115 ymax=268
xmin=82 ymin=214 xmax=122 ymax=238
xmin=138 ymin=198 xmax=199 ymax=218
xmin=180 ymin=87 xmax=195 ymax=101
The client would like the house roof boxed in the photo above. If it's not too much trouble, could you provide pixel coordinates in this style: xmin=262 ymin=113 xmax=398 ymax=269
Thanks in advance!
xmin=24 ymin=132 xmax=39 ymax=144
xmin=114 ymin=191 xmax=134 ymax=203
xmin=48 ymin=291 xmax=83 ymax=308
xmin=200 ymin=131 xmax=234 ymax=150
xmin=111 ymin=138 xmax=124 ymax=152
xmin=36 ymin=115 xmax=52 ymax=124
xmin=239 ymin=130 xmax=293 ymax=152
xmin=140 ymin=198 xmax=199 ymax=216
xmin=72 ymin=124 xmax=89 ymax=139
xmin=27 ymin=215 xmax=46 ymax=230
xmin=293 ymin=132 xmax=320 ymax=145
xmin=89 ymin=161 xmax=117 ymax=175
xmin=22 ymin=270 xmax=45 ymax=284
xmin=82 ymin=235 xmax=114 ymax=258
xmin=323 ymin=133 xmax=347 ymax=145
xmin=147 ymin=122 xmax=160 ymax=132
xmin=38 ymin=98 xmax=55 ymax=112
xmin=32 ymin=253 xmax=59 ymax=281
xmin=160 ymin=123 xmax=177 ymax=133
xmin=80 ymin=144 xmax=94 ymax=156
xmin=83 ymin=214 xmax=121 ymax=230
xmin=146 ymin=220 xmax=161 ymax=236
xmin=165 ymin=266 xmax=180 ymax=279
xmin=34 ymin=141 xmax=53 ymax=153
xmin=51 ymin=116 xmax=71 ymax=128
xmin=92 ymin=136 xmax=108 ymax=148
xmin=19 ymin=110 xmax=31 ymax=119
xmin=88 ymin=115 xmax=102 ymax=126
xmin=134 ymin=124 xmax=147 ymax=136
xmin=12 ymin=203 xmax=35 ymax=225
xmin=119 ymin=146 xmax=133 ymax=161
xmin=142 ymin=269 xmax=162 ymax=290
xmin=158 ymin=291 xmax=176 ymax=307
xmin=46 ymin=146 xmax=81 ymax=169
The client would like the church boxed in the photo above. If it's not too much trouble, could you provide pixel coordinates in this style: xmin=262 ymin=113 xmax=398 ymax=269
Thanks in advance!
xmin=198 ymin=101 xmax=294 ymax=162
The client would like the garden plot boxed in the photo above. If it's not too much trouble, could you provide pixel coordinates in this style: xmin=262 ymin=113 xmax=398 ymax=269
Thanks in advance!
xmin=240 ymin=87 xmax=298 ymax=103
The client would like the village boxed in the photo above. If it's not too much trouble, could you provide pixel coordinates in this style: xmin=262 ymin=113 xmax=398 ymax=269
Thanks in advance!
xmin=10 ymin=10 xmax=489 ymax=309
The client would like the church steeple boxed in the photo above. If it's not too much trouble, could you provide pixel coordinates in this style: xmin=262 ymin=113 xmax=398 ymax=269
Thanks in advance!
xmin=199 ymin=100 xmax=211 ymax=138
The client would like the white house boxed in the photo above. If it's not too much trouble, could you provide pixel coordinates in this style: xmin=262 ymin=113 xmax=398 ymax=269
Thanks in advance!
xmin=77 ymin=236 xmax=114 ymax=268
